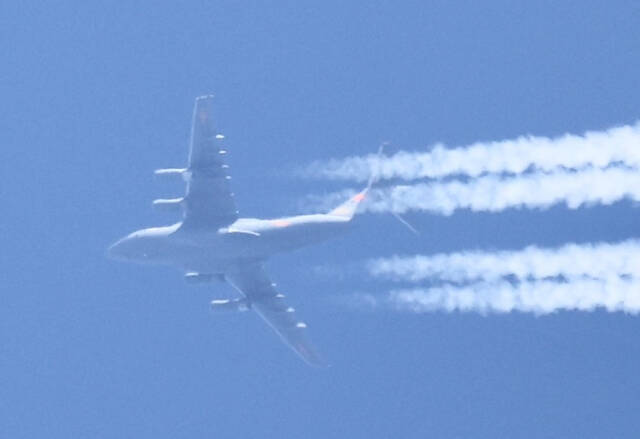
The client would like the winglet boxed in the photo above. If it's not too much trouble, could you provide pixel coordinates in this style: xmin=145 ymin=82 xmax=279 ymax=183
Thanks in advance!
xmin=327 ymin=143 xmax=386 ymax=220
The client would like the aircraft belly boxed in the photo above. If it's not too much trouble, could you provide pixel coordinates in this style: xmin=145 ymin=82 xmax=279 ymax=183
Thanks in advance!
xmin=107 ymin=96 xmax=375 ymax=367
xmin=258 ymin=221 xmax=351 ymax=253
xmin=168 ymin=220 xmax=350 ymax=273
xmin=168 ymin=232 xmax=269 ymax=273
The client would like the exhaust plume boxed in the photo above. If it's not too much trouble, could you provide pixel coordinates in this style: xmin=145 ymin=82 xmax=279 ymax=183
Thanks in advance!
xmin=366 ymin=240 xmax=640 ymax=314
xmin=361 ymin=167 xmax=640 ymax=215
xmin=370 ymin=240 xmax=640 ymax=283
xmin=305 ymin=123 xmax=640 ymax=182
xmin=388 ymin=278 xmax=640 ymax=314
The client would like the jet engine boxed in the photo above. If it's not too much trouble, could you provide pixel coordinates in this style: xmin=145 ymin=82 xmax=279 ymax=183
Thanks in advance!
xmin=210 ymin=298 xmax=249 ymax=312
xmin=154 ymin=168 xmax=187 ymax=177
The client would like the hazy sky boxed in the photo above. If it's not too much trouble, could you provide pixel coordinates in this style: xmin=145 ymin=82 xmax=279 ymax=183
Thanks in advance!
xmin=2 ymin=2 xmax=640 ymax=438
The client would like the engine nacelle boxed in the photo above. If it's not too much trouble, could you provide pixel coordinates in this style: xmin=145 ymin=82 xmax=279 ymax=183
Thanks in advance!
xmin=154 ymin=168 xmax=187 ymax=176
xmin=210 ymin=298 xmax=249 ymax=312
xmin=152 ymin=198 xmax=184 ymax=212
xmin=154 ymin=168 xmax=191 ymax=183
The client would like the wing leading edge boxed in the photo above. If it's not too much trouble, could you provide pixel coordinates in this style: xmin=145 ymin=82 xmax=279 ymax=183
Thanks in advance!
xmin=224 ymin=264 xmax=327 ymax=367
xmin=182 ymin=95 xmax=239 ymax=229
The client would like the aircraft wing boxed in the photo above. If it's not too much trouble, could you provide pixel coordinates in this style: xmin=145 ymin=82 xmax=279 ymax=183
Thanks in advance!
xmin=224 ymin=263 xmax=327 ymax=367
xmin=182 ymin=95 xmax=239 ymax=229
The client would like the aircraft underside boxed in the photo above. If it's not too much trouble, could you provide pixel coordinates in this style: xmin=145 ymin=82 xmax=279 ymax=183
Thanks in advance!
xmin=109 ymin=95 xmax=371 ymax=366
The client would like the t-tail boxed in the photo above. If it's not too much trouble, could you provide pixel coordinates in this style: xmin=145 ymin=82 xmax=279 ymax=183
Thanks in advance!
xmin=326 ymin=143 xmax=419 ymax=234
xmin=327 ymin=178 xmax=374 ymax=220
xmin=326 ymin=144 xmax=383 ymax=220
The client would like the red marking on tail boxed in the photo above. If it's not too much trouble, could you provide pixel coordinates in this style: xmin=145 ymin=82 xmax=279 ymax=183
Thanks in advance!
xmin=353 ymin=192 xmax=366 ymax=202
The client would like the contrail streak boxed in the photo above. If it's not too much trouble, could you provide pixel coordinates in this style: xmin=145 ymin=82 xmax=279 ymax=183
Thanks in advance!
xmin=365 ymin=240 xmax=640 ymax=314
xmin=304 ymin=123 xmax=640 ymax=182
xmin=369 ymin=240 xmax=640 ymax=283
xmin=359 ymin=167 xmax=640 ymax=215
xmin=388 ymin=278 xmax=640 ymax=314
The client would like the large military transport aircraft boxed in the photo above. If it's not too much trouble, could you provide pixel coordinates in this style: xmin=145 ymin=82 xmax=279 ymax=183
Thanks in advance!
xmin=108 ymin=95 xmax=373 ymax=366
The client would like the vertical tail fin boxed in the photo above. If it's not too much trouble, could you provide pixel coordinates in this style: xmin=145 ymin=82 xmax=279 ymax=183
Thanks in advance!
xmin=327 ymin=187 xmax=370 ymax=219
xmin=327 ymin=143 xmax=385 ymax=220
xmin=326 ymin=143 xmax=420 ymax=234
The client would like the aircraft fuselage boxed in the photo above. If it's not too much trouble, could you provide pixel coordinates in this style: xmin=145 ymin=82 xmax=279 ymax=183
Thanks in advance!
xmin=107 ymin=94 xmax=375 ymax=365
xmin=108 ymin=213 xmax=352 ymax=274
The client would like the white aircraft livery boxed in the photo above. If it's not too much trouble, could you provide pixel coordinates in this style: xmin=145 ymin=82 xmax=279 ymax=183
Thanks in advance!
xmin=108 ymin=95 xmax=371 ymax=366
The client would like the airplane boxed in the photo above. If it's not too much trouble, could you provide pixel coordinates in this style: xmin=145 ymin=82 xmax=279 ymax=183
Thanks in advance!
xmin=108 ymin=95 xmax=375 ymax=367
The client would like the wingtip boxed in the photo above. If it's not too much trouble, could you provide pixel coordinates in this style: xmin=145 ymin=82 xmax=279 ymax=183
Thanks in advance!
xmin=304 ymin=351 xmax=331 ymax=368
xmin=292 ymin=339 xmax=330 ymax=368
xmin=304 ymin=356 xmax=331 ymax=368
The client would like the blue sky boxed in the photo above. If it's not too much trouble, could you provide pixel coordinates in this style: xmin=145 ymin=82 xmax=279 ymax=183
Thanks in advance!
xmin=2 ymin=2 xmax=640 ymax=437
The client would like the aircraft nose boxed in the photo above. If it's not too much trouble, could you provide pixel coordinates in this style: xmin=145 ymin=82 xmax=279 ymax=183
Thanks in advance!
xmin=107 ymin=238 xmax=127 ymax=260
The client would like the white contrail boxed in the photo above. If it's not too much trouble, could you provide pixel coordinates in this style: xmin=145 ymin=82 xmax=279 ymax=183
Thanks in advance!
xmin=359 ymin=166 xmax=640 ymax=215
xmin=365 ymin=240 xmax=640 ymax=314
xmin=388 ymin=278 xmax=640 ymax=314
xmin=304 ymin=123 xmax=640 ymax=182
xmin=369 ymin=240 xmax=640 ymax=283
